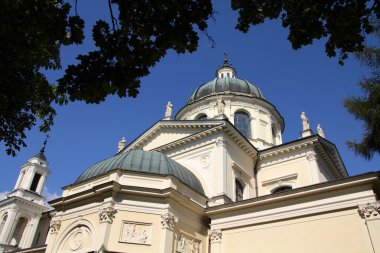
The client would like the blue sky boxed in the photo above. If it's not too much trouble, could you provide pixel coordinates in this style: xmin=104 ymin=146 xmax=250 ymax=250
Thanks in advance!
xmin=1 ymin=1 xmax=379 ymax=199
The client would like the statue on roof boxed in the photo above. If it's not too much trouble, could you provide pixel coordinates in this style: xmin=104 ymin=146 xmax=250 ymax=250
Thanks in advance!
xmin=301 ymin=112 xmax=310 ymax=131
xmin=118 ymin=136 xmax=126 ymax=152
xmin=165 ymin=101 xmax=173 ymax=118
xmin=317 ymin=124 xmax=325 ymax=138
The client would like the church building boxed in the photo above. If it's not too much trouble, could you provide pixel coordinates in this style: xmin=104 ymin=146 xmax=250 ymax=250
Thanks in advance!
xmin=0 ymin=59 xmax=379 ymax=253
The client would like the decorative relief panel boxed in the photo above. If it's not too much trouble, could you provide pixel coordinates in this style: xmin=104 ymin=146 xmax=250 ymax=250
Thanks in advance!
xmin=120 ymin=221 xmax=152 ymax=245
xmin=176 ymin=234 xmax=201 ymax=253
xmin=199 ymin=154 xmax=210 ymax=168
xmin=70 ymin=230 xmax=85 ymax=251
xmin=58 ymin=225 xmax=94 ymax=252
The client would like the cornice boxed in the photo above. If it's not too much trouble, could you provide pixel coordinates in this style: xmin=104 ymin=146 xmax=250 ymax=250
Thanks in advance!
xmin=51 ymin=174 xmax=207 ymax=213
xmin=153 ymin=121 xmax=258 ymax=158
xmin=0 ymin=196 xmax=48 ymax=212
xmin=259 ymin=135 xmax=347 ymax=178
xmin=206 ymin=172 xmax=379 ymax=215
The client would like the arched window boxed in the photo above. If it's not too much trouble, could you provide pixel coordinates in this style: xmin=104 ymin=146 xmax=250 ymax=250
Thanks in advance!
xmin=10 ymin=217 xmax=28 ymax=247
xmin=195 ymin=114 xmax=208 ymax=120
xmin=272 ymin=186 xmax=292 ymax=194
xmin=234 ymin=111 xmax=251 ymax=138
xmin=235 ymin=180 xmax=244 ymax=201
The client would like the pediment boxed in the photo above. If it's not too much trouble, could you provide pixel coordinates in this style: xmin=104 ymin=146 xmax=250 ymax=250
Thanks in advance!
xmin=123 ymin=120 xmax=225 ymax=152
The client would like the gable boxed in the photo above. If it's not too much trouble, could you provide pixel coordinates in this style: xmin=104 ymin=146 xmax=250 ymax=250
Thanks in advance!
xmin=123 ymin=120 xmax=225 ymax=152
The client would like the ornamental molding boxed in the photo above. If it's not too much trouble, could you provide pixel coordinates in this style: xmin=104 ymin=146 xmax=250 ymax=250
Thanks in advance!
xmin=161 ymin=212 xmax=178 ymax=230
xmin=358 ymin=202 xmax=380 ymax=220
xmin=50 ymin=220 xmax=61 ymax=234
xmin=99 ymin=206 xmax=117 ymax=224
xmin=209 ymin=229 xmax=222 ymax=243
xmin=261 ymin=173 xmax=298 ymax=187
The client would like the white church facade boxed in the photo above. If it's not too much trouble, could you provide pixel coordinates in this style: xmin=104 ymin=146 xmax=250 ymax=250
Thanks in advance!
xmin=0 ymin=59 xmax=379 ymax=253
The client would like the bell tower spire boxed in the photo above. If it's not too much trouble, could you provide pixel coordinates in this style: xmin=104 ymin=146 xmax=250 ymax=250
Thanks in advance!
xmin=0 ymin=140 xmax=50 ymax=250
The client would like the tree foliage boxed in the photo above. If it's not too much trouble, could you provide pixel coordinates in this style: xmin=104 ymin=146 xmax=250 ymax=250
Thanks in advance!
xmin=344 ymin=25 xmax=380 ymax=160
xmin=2 ymin=0 xmax=380 ymax=156
xmin=231 ymin=0 xmax=380 ymax=64
xmin=0 ymin=0 xmax=84 ymax=156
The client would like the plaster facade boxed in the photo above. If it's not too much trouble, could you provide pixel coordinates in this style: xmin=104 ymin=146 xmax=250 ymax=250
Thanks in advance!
xmin=1 ymin=60 xmax=379 ymax=253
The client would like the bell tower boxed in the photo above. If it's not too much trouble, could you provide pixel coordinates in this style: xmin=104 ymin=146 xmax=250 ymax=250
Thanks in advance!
xmin=0 ymin=144 xmax=50 ymax=252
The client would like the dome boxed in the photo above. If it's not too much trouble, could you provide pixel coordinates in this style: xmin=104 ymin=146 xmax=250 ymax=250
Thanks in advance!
xmin=187 ymin=77 xmax=265 ymax=104
xmin=75 ymin=149 xmax=204 ymax=194
xmin=187 ymin=57 xmax=265 ymax=104
xmin=32 ymin=152 xmax=47 ymax=161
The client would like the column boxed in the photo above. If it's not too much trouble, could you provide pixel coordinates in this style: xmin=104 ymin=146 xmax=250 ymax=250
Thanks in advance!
xmin=306 ymin=151 xmax=319 ymax=184
xmin=160 ymin=212 xmax=178 ymax=253
xmin=358 ymin=201 xmax=380 ymax=252
xmin=35 ymin=175 xmax=46 ymax=194
xmin=209 ymin=229 xmax=222 ymax=253
xmin=21 ymin=215 xmax=41 ymax=248
xmin=0 ymin=207 xmax=18 ymax=244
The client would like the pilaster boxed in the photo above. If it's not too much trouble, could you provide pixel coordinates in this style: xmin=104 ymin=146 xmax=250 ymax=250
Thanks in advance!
xmin=209 ymin=229 xmax=222 ymax=253
xmin=160 ymin=212 xmax=178 ymax=253
xmin=97 ymin=205 xmax=117 ymax=249
xmin=0 ymin=207 xmax=17 ymax=244
xmin=358 ymin=201 xmax=380 ymax=252
xmin=214 ymin=138 xmax=228 ymax=201
xmin=45 ymin=213 xmax=61 ymax=253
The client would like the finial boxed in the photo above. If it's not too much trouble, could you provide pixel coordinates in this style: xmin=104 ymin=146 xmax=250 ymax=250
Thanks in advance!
xmin=40 ymin=134 xmax=49 ymax=154
xmin=117 ymin=136 xmax=126 ymax=152
xmin=317 ymin=124 xmax=325 ymax=138
xmin=223 ymin=52 xmax=228 ymax=65
xmin=164 ymin=101 xmax=173 ymax=119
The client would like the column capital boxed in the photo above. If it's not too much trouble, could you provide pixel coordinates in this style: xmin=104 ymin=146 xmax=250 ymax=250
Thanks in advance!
xmin=358 ymin=201 xmax=380 ymax=220
xmin=99 ymin=206 xmax=117 ymax=224
xmin=49 ymin=220 xmax=61 ymax=234
xmin=161 ymin=212 xmax=178 ymax=231
xmin=209 ymin=229 xmax=222 ymax=243
xmin=305 ymin=151 xmax=317 ymax=161
xmin=215 ymin=138 xmax=227 ymax=147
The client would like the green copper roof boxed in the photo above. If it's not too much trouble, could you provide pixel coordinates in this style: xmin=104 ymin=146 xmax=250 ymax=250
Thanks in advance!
xmin=187 ymin=77 xmax=265 ymax=104
xmin=75 ymin=150 xmax=204 ymax=194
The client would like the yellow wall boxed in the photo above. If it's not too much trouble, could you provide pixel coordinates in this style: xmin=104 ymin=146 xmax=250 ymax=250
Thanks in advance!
xmin=221 ymin=209 xmax=371 ymax=253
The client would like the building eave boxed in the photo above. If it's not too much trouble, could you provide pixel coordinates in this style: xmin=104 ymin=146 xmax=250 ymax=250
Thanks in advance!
xmin=259 ymin=135 xmax=347 ymax=178
xmin=205 ymin=172 xmax=380 ymax=215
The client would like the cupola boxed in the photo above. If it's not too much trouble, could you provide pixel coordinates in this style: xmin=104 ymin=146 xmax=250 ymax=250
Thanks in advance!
xmin=216 ymin=56 xmax=236 ymax=79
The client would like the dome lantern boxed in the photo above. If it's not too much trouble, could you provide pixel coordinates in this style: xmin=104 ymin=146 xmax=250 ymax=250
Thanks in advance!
xmin=216 ymin=55 xmax=236 ymax=79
